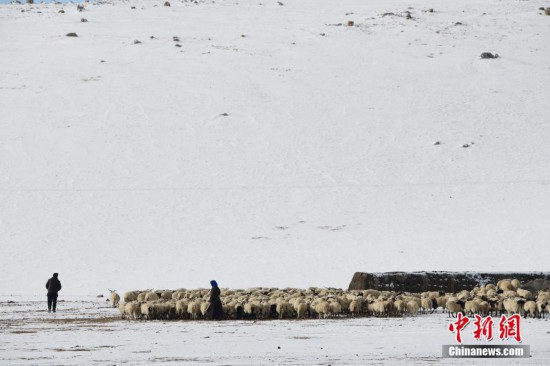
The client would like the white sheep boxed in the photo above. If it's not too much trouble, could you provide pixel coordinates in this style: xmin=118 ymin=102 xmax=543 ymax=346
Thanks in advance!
xmin=141 ymin=302 xmax=152 ymax=320
xmin=124 ymin=301 xmax=141 ymax=320
xmin=337 ymin=295 xmax=350 ymax=313
xmin=222 ymin=303 xmax=236 ymax=319
xmin=295 ymin=302 xmax=308 ymax=319
xmin=276 ymin=300 xmax=292 ymax=319
xmin=349 ymin=300 xmax=362 ymax=316
xmin=364 ymin=289 xmax=381 ymax=298
xmin=420 ymin=297 xmax=435 ymax=314
xmin=175 ymin=291 xmax=188 ymax=300
xmin=497 ymin=280 xmax=512 ymax=291
xmin=516 ymin=288 xmax=534 ymax=300
xmin=477 ymin=301 xmax=490 ymax=316
xmin=176 ymin=300 xmax=189 ymax=319
xmin=144 ymin=292 xmax=159 ymax=302
xmin=243 ymin=302 xmax=255 ymax=317
xmin=523 ymin=301 xmax=537 ymax=318
xmin=393 ymin=300 xmax=405 ymax=316
xmin=510 ymin=279 xmax=520 ymax=291
xmin=464 ymin=300 xmax=479 ymax=316
xmin=124 ymin=291 xmax=138 ymax=303
xmin=436 ymin=295 xmax=447 ymax=311
xmin=446 ymin=299 xmax=465 ymax=317
xmin=536 ymin=300 xmax=547 ymax=318
xmin=118 ymin=302 xmax=126 ymax=319
xmin=153 ymin=302 xmax=174 ymax=319
xmin=329 ymin=300 xmax=342 ymax=318
xmin=384 ymin=299 xmax=394 ymax=315
xmin=160 ymin=291 xmax=173 ymax=300
xmin=314 ymin=301 xmax=330 ymax=319
xmin=200 ymin=301 xmax=211 ymax=317
xmin=187 ymin=300 xmax=202 ymax=320
xmin=503 ymin=297 xmax=524 ymax=315
xmin=538 ymin=291 xmax=550 ymax=302
xmin=370 ymin=300 xmax=386 ymax=317
xmin=405 ymin=300 xmax=419 ymax=316
xmin=109 ymin=289 xmax=120 ymax=308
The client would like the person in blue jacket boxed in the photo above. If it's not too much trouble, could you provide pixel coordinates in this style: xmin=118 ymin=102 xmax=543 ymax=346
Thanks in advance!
xmin=206 ymin=280 xmax=223 ymax=320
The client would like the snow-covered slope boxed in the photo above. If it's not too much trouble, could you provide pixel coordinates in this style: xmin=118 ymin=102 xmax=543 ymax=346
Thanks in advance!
xmin=1 ymin=0 xmax=549 ymax=296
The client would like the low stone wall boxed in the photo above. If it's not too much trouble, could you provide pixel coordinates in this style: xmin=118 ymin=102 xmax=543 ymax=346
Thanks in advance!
xmin=348 ymin=271 xmax=550 ymax=293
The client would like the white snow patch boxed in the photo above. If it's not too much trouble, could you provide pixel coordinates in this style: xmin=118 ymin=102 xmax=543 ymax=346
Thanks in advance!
xmin=0 ymin=0 xmax=549 ymax=297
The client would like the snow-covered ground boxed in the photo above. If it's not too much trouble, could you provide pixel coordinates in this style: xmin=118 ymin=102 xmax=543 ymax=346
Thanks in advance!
xmin=1 ymin=0 xmax=549 ymax=297
xmin=0 ymin=297 xmax=547 ymax=365
xmin=2 ymin=1 xmax=549 ymax=363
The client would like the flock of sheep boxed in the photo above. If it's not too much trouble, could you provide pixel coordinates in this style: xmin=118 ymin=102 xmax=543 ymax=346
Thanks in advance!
xmin=109 ymin=279 xmax=549 ymax=321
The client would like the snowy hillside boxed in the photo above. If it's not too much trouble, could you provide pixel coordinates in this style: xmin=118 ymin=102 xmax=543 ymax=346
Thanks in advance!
xmin=1 ymin=0 xmax=549 ymax=297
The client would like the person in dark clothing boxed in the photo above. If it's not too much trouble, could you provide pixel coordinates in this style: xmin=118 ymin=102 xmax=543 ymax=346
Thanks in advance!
xmin=45 ymin=273 xmax=62 ymax=312
xmin=206 ymin=280 xmax=223 ymax=320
